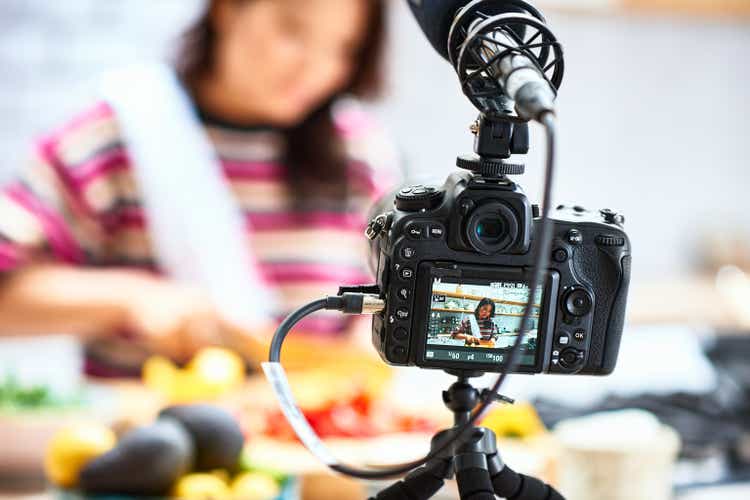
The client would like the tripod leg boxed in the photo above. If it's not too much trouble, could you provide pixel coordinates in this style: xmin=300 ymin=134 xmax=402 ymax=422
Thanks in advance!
xmin=455 ymin=458 xmax=497 ymax=500
xmin=369 ymin=461 xmax=448 ymax=500
xmin=492 ymin=464 xmax=564 ymax=500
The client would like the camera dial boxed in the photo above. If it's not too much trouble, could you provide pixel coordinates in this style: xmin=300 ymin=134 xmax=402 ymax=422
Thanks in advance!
xmin=395 ymin=185 xmax=444 ymax=211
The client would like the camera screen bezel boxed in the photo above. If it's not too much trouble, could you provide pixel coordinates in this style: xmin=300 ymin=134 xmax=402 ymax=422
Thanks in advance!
xmin=411 ymin=262 xmax=559 ymax=374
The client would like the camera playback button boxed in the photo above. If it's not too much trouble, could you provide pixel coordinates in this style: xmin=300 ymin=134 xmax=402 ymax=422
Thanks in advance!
xmin=400 ymin=267 xmax=415 ymax=280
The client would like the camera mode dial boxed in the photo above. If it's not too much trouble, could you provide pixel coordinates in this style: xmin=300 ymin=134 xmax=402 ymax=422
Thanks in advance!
xmin=395 ymin=185 xmax=444 ymax=211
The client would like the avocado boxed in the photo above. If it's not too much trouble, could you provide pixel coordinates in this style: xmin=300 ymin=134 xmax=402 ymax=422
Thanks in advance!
xmin=159 ymin=404 xmax=244 ymax=471
xmin=79 ymin=417 xmax=194 ymax=495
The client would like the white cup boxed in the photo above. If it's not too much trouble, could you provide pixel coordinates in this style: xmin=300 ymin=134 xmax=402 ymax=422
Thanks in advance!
xmin=553 ymin=409 xmax=681 ymax=500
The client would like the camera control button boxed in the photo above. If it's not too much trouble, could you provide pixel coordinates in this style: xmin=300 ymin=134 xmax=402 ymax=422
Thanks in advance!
xmin=564 ymin=288 xmax=593 ymax=317
xmin=396 ymin=186 xmax=444 ymax=211
xmin=574 ymin=330 xmax=586 ymax=342
xmin=566 ymin=229 xmax=583 ymax=245
xmin=393 ymin=327 xmax=408 ymax=341
xmin=557 ymin=333 xmax=570 ymax=346
xmin=559 ymin=348 xmax=585 ymax=370
xmin=395 ymin=308 xmax=410 ymax=320
xmin=429 ymin=225 xmax=445 ymax=238
xmin=600 ymin=209 xmax=625 ymax=225
xmin=391 ymin=345 xmax=407 ymax=361
xmin=401 ymin=246 xmax=416 ymax=259
xmin=459 ymin=199 xmax=475 ymax=215
xmin=573 ymin=205 xmax=585 ymax=213
xmin=400 ymin=267 xmax=415 ymax=280
xmin=406 ymin=225 xmax=425 ymax=239
xmin=397 ymin=287 xmax=410 ymax=301
xmin=552 ymin=247 xmax=569 ymax=263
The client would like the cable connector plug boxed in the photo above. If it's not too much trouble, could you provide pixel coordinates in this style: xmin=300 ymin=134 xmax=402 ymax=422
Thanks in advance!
xmin=325 ymin=293 xmax=385 ymax=314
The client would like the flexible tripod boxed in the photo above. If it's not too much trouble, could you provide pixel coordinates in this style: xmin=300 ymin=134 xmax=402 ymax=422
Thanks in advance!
xmin=370 ymin=373 xmax=564 ymax=500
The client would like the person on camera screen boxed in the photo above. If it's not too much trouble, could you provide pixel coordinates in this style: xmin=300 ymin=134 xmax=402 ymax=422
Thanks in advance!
xmin=450 ymin=298 xmax=499 ymax=347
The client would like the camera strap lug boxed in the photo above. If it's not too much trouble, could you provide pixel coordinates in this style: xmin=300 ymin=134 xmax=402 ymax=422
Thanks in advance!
xmin=365 ymin=212 xmax=392 ymax=240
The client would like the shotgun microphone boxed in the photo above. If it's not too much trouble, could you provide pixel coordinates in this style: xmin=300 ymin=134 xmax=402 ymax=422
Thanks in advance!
xmin=406 ymin=0 xmax=565 ymax=121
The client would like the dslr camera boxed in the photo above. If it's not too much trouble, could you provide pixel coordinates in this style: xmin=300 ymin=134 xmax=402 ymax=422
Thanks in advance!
xmin=366 ymin=114 xmax=631 ymax=375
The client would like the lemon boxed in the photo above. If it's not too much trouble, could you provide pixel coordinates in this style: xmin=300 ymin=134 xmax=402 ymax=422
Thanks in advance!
xmin=231 ymin=472 xmax=281 ymax=500
xmin=142 ymin=355 xmax=179 ymax=394
xmin=44 ymin=423 xmax=116 ymax=488
xmin=186 ymin=347 xmax=246 ymax=397
xmin=144 ymin=348 xmax=245 ymax=402
xmin=480 ymin=402 xmax=547 ymax=439
xmin=173 ymin=473 xmax=232 ymax=499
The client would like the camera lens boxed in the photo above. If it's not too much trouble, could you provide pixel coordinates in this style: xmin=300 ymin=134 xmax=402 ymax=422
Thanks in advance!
xmin=466 ymin=202 xmax=519 ymax=254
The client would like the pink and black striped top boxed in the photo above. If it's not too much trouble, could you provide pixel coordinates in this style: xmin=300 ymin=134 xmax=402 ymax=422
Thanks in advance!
xmin=0 ymin=99 xmax=399 ymax=376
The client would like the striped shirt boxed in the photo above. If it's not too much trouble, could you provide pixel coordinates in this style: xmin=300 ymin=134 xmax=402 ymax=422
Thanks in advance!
xmin=0 ymin=99 xmax=399 ymax=376
xmin=452 ymin=318 xmax=499 ymax=341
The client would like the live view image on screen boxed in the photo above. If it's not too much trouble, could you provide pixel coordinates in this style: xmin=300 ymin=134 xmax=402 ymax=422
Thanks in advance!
xmin=425 ymin=277 xmax=543 ymax=367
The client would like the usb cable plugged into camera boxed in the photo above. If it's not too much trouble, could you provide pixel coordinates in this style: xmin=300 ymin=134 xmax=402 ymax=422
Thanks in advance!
xmin=265 ymin=1 xmax=629 ymax=499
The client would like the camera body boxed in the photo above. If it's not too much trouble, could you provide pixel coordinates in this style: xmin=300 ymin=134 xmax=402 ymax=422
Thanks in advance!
xmin=368 ymin=170 xmax=631 ymax=375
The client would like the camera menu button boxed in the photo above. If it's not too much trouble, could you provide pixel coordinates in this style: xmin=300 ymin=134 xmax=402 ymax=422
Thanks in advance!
xmin=429 ymin=225 xmax=445 ymax=238
xmin=557 ymin=333 xmax=570 ymax=346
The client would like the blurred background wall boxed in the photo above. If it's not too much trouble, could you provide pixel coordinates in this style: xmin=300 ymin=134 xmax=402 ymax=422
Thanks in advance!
xmin=0 ymin=0 xmax=748 ymax=285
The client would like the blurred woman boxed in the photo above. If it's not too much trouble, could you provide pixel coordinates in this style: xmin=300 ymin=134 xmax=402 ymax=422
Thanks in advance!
xmin=450 ymin=298 xmax=499 ymax=346
xmin=0 ymin=0 xmax=398 ymax=376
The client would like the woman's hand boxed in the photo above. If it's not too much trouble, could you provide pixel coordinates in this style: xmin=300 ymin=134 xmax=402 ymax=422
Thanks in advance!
xmin=0 ymin=264 xmax=271 ymax=360
xmin=116 ymin=274 xmax=229 ymax=360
